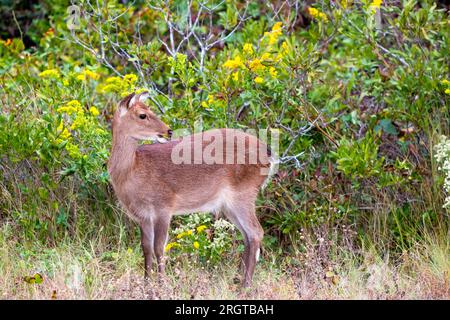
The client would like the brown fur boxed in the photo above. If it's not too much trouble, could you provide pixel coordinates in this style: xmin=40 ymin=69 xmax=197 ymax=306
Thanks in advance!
xmin=108 ymin=92 xmax=271 ymax=287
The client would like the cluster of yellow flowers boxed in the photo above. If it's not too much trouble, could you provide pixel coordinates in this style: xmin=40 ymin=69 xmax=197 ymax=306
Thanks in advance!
xmin=371 ymin=0 xmax=382 ymax=9
xmin=39 ymin=69 xmax=60 ymax=79
xmin=176 ymin=229 xmax=193 ymax=239
xmin=308 ymin=7 xmax=329 ymax=23
xmin=264 ymin=22 xmax=283 ymax=45
xmin=57 ymin=100 xmax=83 ymax=115
xmin=223 ymin=56 xmax=244 ymax=69
xmin=243 ymin=43 xmax=253 ymax=55
xmin=65 ymin=142 xmax=82 ymax=159
xmin=249 ymin=58 xmax=265 ymax=72
xmin=97 ymin=74 xmax=139 ymax=97
xmin=164 ymin=225 xmax=207 ymax=252
xmin=201 ymin=95 xmax=215 ymax=108
xmin=55 ymin=100 xmax=103 ymax=159
xmin=222 ymin=22 xmax=288 ymax=86
xmin=369 ymin=0 xmax=382 ymax=14
xmin=89 ymin=106 xmax=100 ymax=116
xmin=166 ymin=240 xmax=199 ymax=251
xmin=442 ymin=79 xmax=450 ymax=95
xmin=76 ymin=69 xmax=100 ymax=82
xmin=164 ymin=242 xmax=181 ymax=251
xmin=56 ymin=121 xmax=71 ymax=143
xmin=39 ymin=67 xmax=102 ymax=83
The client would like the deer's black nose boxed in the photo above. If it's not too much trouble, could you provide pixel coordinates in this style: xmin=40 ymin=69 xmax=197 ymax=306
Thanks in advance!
xmin=168 ymin=129 xmax=173 ymax=137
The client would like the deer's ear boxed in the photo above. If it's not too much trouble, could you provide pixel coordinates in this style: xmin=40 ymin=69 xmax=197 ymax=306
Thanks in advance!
xmin=129 ymin=91 xmax=150 ymax=107
xmin=118 ymin=93 xmax=135 ymax=117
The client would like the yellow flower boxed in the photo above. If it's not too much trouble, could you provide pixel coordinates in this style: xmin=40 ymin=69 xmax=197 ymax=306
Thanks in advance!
xmin=70 ymin=115 xmax=87 ymax=130
xmin=176 ymin=230 xmax=193 ymax=239
xmin=308 ymin=7 xmax=319 ymax=17
xmin=243 ymin=43 xmax=254 ymax=55
xmin=254 ymin=76 xmax=264 ymax=84
xmin=445 ymin=89 xmax=450 ymax=95
xmin=76 ymin=69 xmax=100 ymax=81
xmin=223 ymin=56 xmax=244 ymax=69
xmin=263 ymin=22 xmax=283 ymax=46
xmin=441 ymin=79 xmax=450 ymax=86
xmin=39 ymin=69 xmax=60 ymax=79
xmin=369 ymin=0 xmax=382 ymax=14
xmin=59 ymin=128 xmax=71 ymax=140
xmin=98 ymin=75 xmax=138 ymax=96
xmin=124 ymin=74 xmax=138 ymax=84
xmin=232 ymin=71 xmax=239 ymax=82
xmin=165 ymin=242 xmax=180 ymax=252
xmin=196 ymin=225 xmax=207 ymax=233
xmin=308 ymin=7 xmax=328 ymax=22
xmin=89 ymin=106 xmax=100 ymax=116
xmin=65 ymin=142 xmax=81 ymax=159
xmin=63 ymin=79 xmax=69 ymax=86
xmin=56 ymin=121 xmax=71 ymax=143
xmin=272 ymin=22 xmax=282 ymax=33
xmin=106 ymin=76 xmax=122 ymax=84
xmin=371 ymin=0 xmax=382 ymax=9
xmin=261 ymin=53 xmax=271 ymax=61
xmin=269 ymin=67 xmax=278 ymax=78
xmin=57 ymin=100 xmax=83 ymax=115
xmin=281 ymin=41 xmax=289 ymax=53
xmin=193 ymin=241 xmax=200 ymax=249
xmin=249 ymin=59 xmax=265 ymax=72
xmin=202 ymin=94 xmax=216 ymax=108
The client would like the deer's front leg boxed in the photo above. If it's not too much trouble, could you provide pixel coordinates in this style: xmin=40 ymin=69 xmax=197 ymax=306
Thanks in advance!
xmin=153 ymin=214 xmax=171 ymax=274
xmin=140 ymin=219 xmax=154 ymax=278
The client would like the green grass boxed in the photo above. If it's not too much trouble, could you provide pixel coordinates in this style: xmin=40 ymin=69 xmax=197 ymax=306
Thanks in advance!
xmin=1 ymin=223 xmax=447 ymax=300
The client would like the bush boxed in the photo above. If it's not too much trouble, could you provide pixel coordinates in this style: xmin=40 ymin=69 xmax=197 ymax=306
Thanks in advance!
xmin=0 ymin=0 xmax=448 ymax=258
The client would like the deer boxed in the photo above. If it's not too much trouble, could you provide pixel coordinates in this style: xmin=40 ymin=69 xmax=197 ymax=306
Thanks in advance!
xmin=108 ymin=91 xmax=274 ymax=287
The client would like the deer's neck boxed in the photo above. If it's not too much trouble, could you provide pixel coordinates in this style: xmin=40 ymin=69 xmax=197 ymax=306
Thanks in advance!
xmin=109 ymin=131 xmax=138 ymax=185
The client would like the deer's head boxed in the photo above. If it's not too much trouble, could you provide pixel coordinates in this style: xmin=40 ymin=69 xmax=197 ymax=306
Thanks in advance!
xmin=113 ymin=92 xmax=172 ymax=142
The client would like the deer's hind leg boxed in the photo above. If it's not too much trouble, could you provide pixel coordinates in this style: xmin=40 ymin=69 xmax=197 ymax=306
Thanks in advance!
xmin=153 ymin=213 xmax=171 ymax=274
xmin=224 ymin=192 xmax=264 ymax=288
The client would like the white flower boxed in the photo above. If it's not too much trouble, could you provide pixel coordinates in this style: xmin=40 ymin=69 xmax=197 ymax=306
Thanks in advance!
xmin=435 ymin=136 xmax=450 ymax=209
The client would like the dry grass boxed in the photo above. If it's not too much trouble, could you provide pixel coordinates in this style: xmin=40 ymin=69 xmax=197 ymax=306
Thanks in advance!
xmin=1 ymin=226 xmax=448 ymax=300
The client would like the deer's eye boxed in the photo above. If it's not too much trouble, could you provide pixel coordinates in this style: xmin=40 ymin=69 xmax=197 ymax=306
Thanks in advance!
xmin=139 ymin=114 xmax=147 ymax=119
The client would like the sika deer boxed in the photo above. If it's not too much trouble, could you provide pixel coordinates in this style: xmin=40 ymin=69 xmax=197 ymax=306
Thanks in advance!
xmin=108 ymin=92 xmax=273 ymax=287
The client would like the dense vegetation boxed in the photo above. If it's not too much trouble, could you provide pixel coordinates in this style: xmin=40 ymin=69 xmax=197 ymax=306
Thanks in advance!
xmin=0 ymin=0 xmax=448 ymax=299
